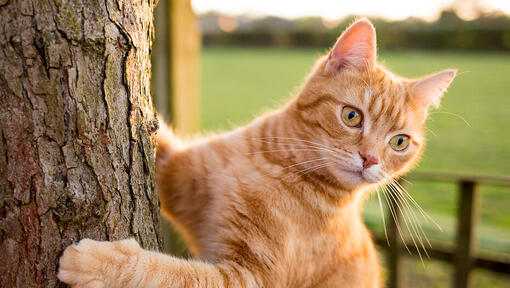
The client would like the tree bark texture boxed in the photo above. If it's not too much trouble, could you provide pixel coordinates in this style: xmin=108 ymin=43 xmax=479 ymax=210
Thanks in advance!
xmin=0 ymin=0 xmax=162 ymax=287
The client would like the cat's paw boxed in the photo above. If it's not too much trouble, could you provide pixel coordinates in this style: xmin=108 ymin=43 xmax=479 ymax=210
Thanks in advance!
xmin=58 ymin=238 xmax=141 ymax=288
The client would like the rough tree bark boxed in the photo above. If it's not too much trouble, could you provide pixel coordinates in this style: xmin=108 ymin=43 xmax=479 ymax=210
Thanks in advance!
xmin=0 ymin=0 xmax=162 ymax=287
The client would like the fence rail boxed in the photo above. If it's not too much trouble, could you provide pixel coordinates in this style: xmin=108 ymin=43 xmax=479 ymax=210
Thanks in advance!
xmin=378 ymin=171 xmax=510 ymax=288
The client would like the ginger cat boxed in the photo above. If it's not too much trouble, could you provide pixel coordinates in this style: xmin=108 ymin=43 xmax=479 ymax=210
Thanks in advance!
xmin=58 ymin=19 xmax=456 ymax=288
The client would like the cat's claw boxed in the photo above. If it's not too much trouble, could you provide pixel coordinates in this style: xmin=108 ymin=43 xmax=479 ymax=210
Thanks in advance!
xmin=58 ymin=238 xmax=141 ymax=288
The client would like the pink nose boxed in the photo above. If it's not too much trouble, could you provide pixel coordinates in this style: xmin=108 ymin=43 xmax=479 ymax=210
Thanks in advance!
xmin=359 ymin=152 xmax=379 ymax=169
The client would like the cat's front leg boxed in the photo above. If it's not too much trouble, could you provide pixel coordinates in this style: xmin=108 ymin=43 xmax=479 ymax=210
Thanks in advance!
xmin=58 ymin=238 xmax=259 ymax=288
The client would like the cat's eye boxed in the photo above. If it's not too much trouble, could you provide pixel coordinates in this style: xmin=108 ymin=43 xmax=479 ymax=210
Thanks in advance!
xmin=389 ymin=135 xmax=410 ymax=151
xmin=341 ymin=106 xmax=362 ymax=127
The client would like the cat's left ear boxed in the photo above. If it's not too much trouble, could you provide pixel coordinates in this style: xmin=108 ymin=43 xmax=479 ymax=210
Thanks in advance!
xmin=325 ymin=19 xmax=377 ymax=75
xmin=411 ymin=69 xmax=457 ymax=110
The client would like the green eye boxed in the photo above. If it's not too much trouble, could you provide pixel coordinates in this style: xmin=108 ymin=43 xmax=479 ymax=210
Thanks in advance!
xmin=341 ymin=106 xmax=362 ymax=127
xmin=389 ymin=135 xmax=410 ymax=151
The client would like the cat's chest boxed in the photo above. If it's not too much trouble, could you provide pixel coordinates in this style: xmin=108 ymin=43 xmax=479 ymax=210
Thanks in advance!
xmin=283 ymin=226 xmax=376 ymax=287
xmin=285 ymin=230 xmax=344 ymax=280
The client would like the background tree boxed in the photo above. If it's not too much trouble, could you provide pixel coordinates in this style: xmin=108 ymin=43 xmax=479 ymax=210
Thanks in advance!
xmin=0 ymin=0 xmax=162 ymax=287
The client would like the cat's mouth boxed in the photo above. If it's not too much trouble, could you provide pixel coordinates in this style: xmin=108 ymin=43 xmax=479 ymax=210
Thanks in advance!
xmin=361 ymin=166 xmax=384 ymax=184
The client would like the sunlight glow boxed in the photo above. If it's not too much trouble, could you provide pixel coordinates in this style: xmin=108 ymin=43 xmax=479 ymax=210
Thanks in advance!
xmin=218 ymin=15 xmax=238 ymax=32
xmin=192 ymin=0 xmax=509 ymax=21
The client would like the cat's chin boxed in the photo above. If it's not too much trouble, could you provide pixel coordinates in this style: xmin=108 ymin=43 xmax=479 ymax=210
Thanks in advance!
xmin=330 ymin=166 xmax=383 ymax=191
xmin=328 ymin=167 xmax=364 ymax=190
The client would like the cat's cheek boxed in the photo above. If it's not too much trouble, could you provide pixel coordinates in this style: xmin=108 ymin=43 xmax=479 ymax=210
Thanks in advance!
xmin=388 ymin=148 xmax=421 ymax=177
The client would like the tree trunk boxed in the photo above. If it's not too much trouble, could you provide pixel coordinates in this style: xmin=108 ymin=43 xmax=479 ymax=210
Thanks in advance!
xmin=0 ymin=0 xmax=162 ymax=287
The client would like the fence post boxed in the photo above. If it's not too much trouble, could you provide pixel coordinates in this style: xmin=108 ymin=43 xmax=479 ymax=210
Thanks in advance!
xmin=169 ymin=0 xmax=201 ymax=133
xmin=387 ymin=182 xmax=406 ymax=288
xmin=454 ymin=181 xmax=479 ymax=288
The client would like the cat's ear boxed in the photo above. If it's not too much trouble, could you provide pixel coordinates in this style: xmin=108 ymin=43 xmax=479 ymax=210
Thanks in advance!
xmin=325 ymin=19 xmax=377 ymax=75
xmin=411 ymin=69 xmax=457 ymax=110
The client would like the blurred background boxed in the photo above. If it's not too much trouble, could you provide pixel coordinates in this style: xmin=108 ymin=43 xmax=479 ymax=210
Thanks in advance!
xmin=151 ymin=0 xmax=510 ymax=287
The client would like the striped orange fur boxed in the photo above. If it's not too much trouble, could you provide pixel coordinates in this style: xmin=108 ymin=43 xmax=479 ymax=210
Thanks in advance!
xmin=58 ymin=19 xmax=456 ymax=288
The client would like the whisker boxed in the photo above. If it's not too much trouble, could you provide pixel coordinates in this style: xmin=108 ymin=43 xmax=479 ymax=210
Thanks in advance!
xmin=386 ymin=181 xmax=429 ymax=260
xmin=281 ymin=157 xmax=330 ymax=171
xmin=252 ymin=139 xmax=334 ymax=150
xmin=250 ymin=157 xmax=330 ymax=181
xmin=248 ymin=137 xmax=357 ymax=166
xmin=376 ymin=186 xmax=390 ymax=246
xmin=398 ymin=176 xmax=413 ymax=186
xmin=295 ymin=162 xmax=335 ymax=177
xmin=390 ymin=177 xmax=443 ymax=232
xmin=429 ymin=111 xmax=471 ymax=128
xmin=382 ymin=171 xmax=442 ymax=232
xmin=381 ymin=185 xmax=412 ymax=255
xmin=249 ymin=148 xmax=328 ymax=155
xmin=279 ymin=162 xmax=335 ymax=181
xmin=382 ymin=183 xmax=420 ymax=258
xmin=389 ymin=181 xmax=433 ymax=249
xmin=424 ymin=127 xmax=437 ymax=138
xmin=382 ymin=173 xmax=437 ymax=258
xmin=287 ymin=162 xmax=329 ymax=176
xmin=388 ymin=188 xmax=424 ymax=262
xmin=253 ymin=136 xmax=334 ymax=150
xmin=250 ymin=138 xmax=339 ymax=155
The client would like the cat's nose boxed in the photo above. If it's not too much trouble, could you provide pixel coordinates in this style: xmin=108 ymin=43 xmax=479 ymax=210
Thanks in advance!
xmin=359 ymin=152 xmax=379 ymax=169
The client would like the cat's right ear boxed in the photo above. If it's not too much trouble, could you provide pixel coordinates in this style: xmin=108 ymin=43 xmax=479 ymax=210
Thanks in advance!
xmin=325 ymin=19 xmax=377 ymax=75
xmin=410 ymin=69 xmax=457 ymax=110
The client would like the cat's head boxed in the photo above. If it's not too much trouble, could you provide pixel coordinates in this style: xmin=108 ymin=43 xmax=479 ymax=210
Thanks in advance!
xmin=293 ymin=19 xmax=456 ymax=191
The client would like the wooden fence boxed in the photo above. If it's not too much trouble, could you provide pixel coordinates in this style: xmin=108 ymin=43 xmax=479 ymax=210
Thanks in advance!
xmin=380 ymin=171 xmax=510 ymax=288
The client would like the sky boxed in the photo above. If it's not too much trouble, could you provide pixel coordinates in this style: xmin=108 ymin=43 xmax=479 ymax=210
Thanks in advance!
xmin=191 ymin=0 xmax=510 ymax=21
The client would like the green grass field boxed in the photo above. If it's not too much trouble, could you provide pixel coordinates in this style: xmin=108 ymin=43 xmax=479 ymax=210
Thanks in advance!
xmin=200 ymin=47 xmax=510 ymax=285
